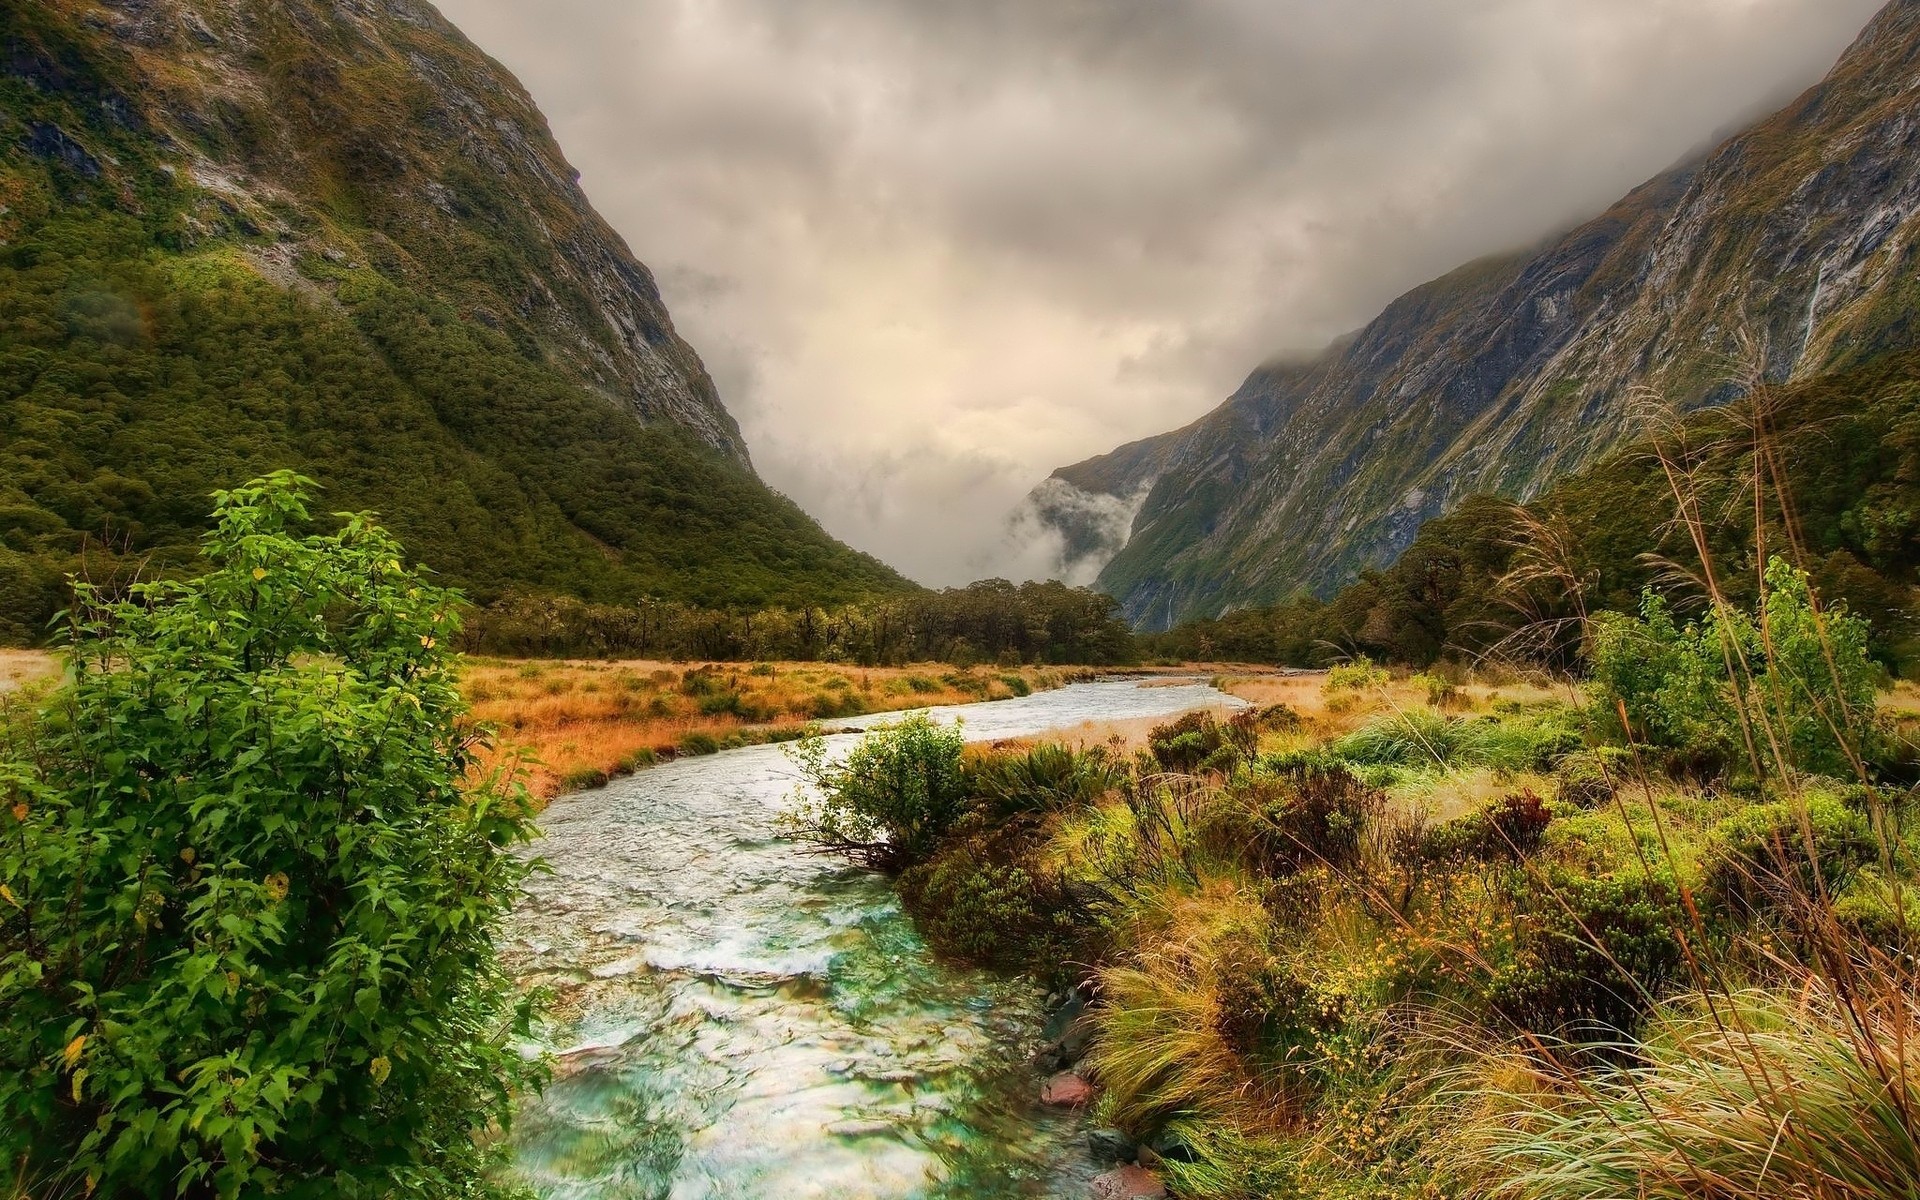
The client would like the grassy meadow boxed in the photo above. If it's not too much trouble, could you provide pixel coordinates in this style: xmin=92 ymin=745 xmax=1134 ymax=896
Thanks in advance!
xmin=459 ymin=657 xmax=1105 ymax=801
xmin=789 ymin=613 xmax=1920 ymax=1198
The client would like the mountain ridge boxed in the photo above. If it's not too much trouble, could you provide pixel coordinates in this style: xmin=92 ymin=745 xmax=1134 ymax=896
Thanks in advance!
xmin=1027 ymin=0 xmax=1920 ymax=630
xmin=0 ymin=0 xmax=911 ymax=640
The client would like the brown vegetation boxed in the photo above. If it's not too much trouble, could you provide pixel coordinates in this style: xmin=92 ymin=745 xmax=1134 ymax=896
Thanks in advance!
xmin=459 ymin=657 xmax=1087 ymax=802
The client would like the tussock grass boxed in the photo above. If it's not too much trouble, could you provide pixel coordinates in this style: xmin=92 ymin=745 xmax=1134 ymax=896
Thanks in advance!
xmin=1457 ymin=975 xmax=1920 ymax=1199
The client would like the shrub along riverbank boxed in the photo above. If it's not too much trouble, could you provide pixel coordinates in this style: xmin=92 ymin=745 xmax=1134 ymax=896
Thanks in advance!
xmin=789 ymin=560 xmax=1920 ymax=1198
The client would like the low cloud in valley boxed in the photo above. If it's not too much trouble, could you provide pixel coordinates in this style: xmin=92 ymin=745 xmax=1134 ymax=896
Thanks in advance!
xmin=433 ymin=0 xmax=1885 ymax=584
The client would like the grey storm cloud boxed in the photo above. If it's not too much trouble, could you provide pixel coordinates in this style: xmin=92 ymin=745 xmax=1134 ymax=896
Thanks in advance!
xmin=434 ymin=0 xmax=1885 ymax=585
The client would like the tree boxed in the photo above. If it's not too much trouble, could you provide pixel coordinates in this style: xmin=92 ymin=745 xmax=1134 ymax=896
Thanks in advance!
xmin=0 ymin=472 xmax=543 ymax=1198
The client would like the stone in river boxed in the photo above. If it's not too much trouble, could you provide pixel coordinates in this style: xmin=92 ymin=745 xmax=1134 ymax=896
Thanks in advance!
xmin=1090 ymin=1165 xmax=1167 ymax=1200
xmin=1040 ymin=1071 xmax=1095 ymax=1107
xmin=1088 ymin=1126 xmax=1139 ymax=1164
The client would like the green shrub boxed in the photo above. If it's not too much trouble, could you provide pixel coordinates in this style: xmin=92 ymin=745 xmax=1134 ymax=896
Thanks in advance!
xmin=678 ymin=731 xmax=722 ymax=757
xmin=1589 ymin=561 xmax=1881 ymax=778
xmin=904 ymin=674 xmax=943 ymax=695
xmin=783 ymin=713 xmax=969 ymax=871
xmin=1698 ymin=794 xmax=1879 ymax=922
xmin=997 ymin=673 xmax=1033 ymax=697
xmin=966 ymin=743 xmax=1117 ymax=819
xmin=898 ymin=839 xmax=1077 ymax=971
xmin=1230 ymin=762 xmax=1384 ymax=875
xmin=1324 ymin=657 xmax=1390 ymax=693
xmin=1491 ymin=870 xmax=1687 ymax=1037
xmin=1419 ymin=790 xmax=1554 ymax=864
xmin=0 ymin=473 xmax=542 ymax=1197
xmin=1555 ymin=747 xmax=1631 ymax=809
xmin=1149 ymin=711 xmax=1259 ymax=773
xmin=561 ymin=765 xmax=612 ymax=791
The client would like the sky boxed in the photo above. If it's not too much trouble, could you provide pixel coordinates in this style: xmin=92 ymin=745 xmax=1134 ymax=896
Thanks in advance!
xmin=433 ymin=0 xmax=1887 ymax=586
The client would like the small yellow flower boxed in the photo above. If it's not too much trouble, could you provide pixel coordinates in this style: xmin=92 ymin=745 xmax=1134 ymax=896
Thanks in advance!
xmin=180 ymin=847 xmax=195 ymax=864
xmin=420 ymin=635 xmax=436 ymax=649
xmin=9 ymin=802 xmax=25 ymax=822
xmin=252 ymin=567 xmax=267 ymax=581
xmin=369 ymin=1056 xmax=392 ymax=1085
xmin=62 ymin=1034 xmax=87 ymax=1069
xmin=263 ymin=872 xmax=290 ymax=902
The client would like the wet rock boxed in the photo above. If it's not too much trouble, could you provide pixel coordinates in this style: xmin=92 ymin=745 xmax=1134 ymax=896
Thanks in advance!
xmin=1090 ymin=1165 xmax=1167 ymax=1200
xmin=1040 ymin=1071 xmax=1095 ymax=1107
xmin=1088 ymin=1127 xmax=1139 ymax=1164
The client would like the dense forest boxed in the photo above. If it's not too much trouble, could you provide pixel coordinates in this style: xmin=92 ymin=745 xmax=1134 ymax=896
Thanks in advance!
xmin=1146 ymin=351 xmax=1920 ymax=676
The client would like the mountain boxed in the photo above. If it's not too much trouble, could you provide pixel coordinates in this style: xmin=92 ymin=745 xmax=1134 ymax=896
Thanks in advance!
xmin=1029 ymin=0 xmax=1920 ymax=630
xmin=0 ymin=0 xmax=909 ymax=642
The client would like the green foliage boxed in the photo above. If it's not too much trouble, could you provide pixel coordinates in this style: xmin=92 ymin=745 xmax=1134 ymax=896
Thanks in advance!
xmin=1589 ymin=561 xmax=1881 ymax=778
xmin=897 ymin=838 xmax=1078 ymax=971
xmin=1554 ymin=747 xmax=1631 ymax=809
xmin=1148 ymin=710 xmax=1261 ymax=774
xmin=1491 ymin=870 xmax=1687 ymax=1037
xmin=965 ymin=743 xmax=1119 ymax=820
xmin=783 ymin=714 xmax=969 ymax=872
xmin=0 ymin=473 xmax=542 ymax=1197
xmin=1324 ymin=657 xmax=1390 ymax=693
xmin=458 ymin=578 xmax=1138 ymax=666
xmin=1698 ymin=793 xmax=1880 ymax=921
xmin=1333 ymin=708 xmax=1582 ymax=775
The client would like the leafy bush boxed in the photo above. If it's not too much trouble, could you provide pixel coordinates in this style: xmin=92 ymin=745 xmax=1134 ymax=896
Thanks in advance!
xmin=1324 ymin=657 xmax=1390 ymax=693
xmin=677 ymin=730 xmax=722 ymax=757
xmin=897 ymin=837 xmax=1078 ymax=971
xmin=1419 ymin=791 xmax=1554 ymax=864
xmin=0 ymin=473 xmax=542 ymax=1197
xmin=1554 ymin=747 xmax=1631 ymax=809
xmin=1149 ymin=711 xmax=1260 ymax=774
xmin=1491 ymin=870 xmax=1687 ymax=1037
xmin=1230 ymin=763 xmax=1384 ymax=875
xmin=1698 ymin=794 xmax=1879 ymax=922
xmin=784 ymin=713 xmax=969 ymax=871
xmin=1589 ymin=561 xmax=1882 ymax=778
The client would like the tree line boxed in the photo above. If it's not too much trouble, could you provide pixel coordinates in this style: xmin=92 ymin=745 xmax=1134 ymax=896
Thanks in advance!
xmin=458 ymin=577 xmax=1140 ymax=666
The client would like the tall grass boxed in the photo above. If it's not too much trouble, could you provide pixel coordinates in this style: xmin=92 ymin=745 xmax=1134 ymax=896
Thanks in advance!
xmin=1462 ymin=972 xmax=1920 ymax=1199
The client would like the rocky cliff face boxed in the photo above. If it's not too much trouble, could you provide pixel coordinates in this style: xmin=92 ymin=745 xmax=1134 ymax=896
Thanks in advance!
xmin=0 ymin=0 xmax=912 ymax=625
xmin=16 ymin=0 xmax=747 ymax=463
xmin=1034 ymin=0 xmax=1920 ymax=630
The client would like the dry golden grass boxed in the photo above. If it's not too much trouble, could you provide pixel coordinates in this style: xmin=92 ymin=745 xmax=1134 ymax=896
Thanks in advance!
xmin=459 ymin=657 xmax=1085 ymax=802
xmin=0 ymin=648 xmax=58 ymax=694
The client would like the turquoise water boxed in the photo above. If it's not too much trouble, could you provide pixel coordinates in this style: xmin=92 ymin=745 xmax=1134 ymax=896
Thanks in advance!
xmin=504 ymin=679 xmax=1241 ymax=1199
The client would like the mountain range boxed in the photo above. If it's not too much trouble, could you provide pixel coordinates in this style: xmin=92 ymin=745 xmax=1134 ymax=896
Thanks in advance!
xmin=1027 ymin=0 xmax=1920 ymax=630
xmin=0 ymin=0 xmax=908 ymax=641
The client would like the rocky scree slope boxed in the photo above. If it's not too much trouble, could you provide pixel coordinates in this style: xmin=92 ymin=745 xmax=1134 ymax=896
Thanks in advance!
xmin=0 ymin=0 xmax=908 ymax=636
xmin=1033 ymin=0 xmax=1920 ymax=630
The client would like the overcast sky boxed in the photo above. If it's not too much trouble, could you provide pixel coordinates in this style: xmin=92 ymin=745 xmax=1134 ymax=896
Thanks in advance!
xmin=434 ymin=0 xmax=1885 ymax=586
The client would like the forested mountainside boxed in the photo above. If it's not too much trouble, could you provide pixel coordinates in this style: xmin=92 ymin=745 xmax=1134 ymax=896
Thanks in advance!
xmin=0 ymin=0 xmax=909 ymax=643
xmin=1148 ymin=348 xmax=1920 ymax=675
xmin=1032 ymin=0 xmax=1920 ymax=630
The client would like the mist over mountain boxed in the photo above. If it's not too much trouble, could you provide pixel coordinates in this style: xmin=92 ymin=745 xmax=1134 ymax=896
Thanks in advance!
xmin=1026 ymin=0 xmax=1920 ymax=629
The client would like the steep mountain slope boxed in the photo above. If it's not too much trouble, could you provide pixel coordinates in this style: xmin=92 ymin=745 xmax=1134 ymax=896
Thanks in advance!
xmin=1035 ymin=0 xmax=1920 ymax=630
xmin=0 ymin=0 xmax=909 ymax=640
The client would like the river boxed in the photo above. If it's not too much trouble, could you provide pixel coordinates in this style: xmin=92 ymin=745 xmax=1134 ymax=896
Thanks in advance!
xmin=504 ymin=677 xmax=1244 ymax=1199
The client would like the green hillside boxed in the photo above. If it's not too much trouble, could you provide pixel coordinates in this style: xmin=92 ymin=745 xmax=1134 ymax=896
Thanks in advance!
xmin=0 ymin=1 xmax=910 ymax=642
xmin=1150 ymin=350 xmax=1920 ymax=673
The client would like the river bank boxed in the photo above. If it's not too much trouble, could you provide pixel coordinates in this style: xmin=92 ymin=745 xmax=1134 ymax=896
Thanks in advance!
xmin=501 ymin=676 xmax=1246 ymax=1198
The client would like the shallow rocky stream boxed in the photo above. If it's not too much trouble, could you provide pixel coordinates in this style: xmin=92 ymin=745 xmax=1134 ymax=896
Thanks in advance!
xmin=503 ymin=678 xmax=1243 ymax=1199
